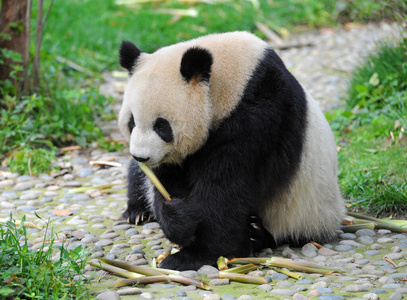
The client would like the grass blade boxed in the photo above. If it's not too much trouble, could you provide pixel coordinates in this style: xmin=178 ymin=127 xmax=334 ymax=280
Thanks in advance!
xmin=218 ymin=271 xmax=268 ymax=285
xmin=138 ymin=162 xmax=171 ymax=201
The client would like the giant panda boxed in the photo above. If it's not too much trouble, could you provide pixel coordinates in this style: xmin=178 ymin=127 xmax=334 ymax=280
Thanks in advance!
xmin=118 ymin=31 xmax=344 ymax=271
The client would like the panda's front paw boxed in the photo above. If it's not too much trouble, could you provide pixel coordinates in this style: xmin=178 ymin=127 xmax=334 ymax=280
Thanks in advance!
xmin=123 ymin=207 xmax=153 ymax=225
xmin=159 ymin=249 xmax=215 ymax=271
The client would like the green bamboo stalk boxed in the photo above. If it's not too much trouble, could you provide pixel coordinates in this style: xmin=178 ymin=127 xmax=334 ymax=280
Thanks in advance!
xmin=217 ymin=256 xmax=229 ymax=271
xmin=168 ymin=274 xmax=212 ymax=290
xmin=223 ymin=264 xmax=259 ymax=274
xmin=114 ymin=275 xmax=170 ymax=287
xmin=69 ymin=183 xmax=120 ymax=193
xmin=341 ymin=223 xmax=375 ymax=233
xmin=227 ymin=257 xmax=269 ymax=265
xmin=270 ymin=267 xmax=302 ymax=280
xmin=89 ymin=261 xmax=144 ymax=278
xmin=138 ymin=162 xmax=171 ymax=201
xmin=347 ymin=212 xmax=407 ymax=228
xmin=101 ymin=259 xmax=163 ymax=276
xmin=264 ymin=257 xmax=342 ymax=275
xmin=218 ymin=271 xmax=269 ymax=285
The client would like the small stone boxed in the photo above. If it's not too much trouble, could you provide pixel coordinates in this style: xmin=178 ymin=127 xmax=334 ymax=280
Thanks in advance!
xmin=142 ymin=222 xmax=160 ymax=229
xmin=346 ymin=285 xmax=368 ymax=292
xmin=276 ymin=280 xmax=293 ymax=288
xmin=198 ymin=265 xmax=219 ymax=276
xmin=238 ymin=296 xmax=254 ymax=300
xmin=125 ymin=228 xmax=139 ymax=236
xmin=357 ymin=236 xmax=374 ymax=244
xmin=388 ymin=273 xmax=407 ymax=281
xmin=389 ymin=292 xmax=403 ymax=300
xmin=363 ymin=293 xmax=379 ymax=300
xmin=307 ymin=290 xmax=321 ymax=297
xmin=293 ymin=294 xmax=309 ymax=300
xmin=377 ymin=237 xmax=394 ymax=243
xmin=270 ymin=289 xmax=294 ymax=296
xmin=222 ymin=295 xmax=237 ymax=300
xmin=318 ymin=247 xmax=338 ymax=256
xmin=382 ymin=284 xmax=402 ymax=289
xmin=203 ymin=294 xmax=220 ymax=300
xmin=147 ymin=240 xmax=162 ymax=246
xmin=95 ymin=239 xmax=113 ymax=247
xmin=395 ymin=288 xmax=407 ymax=294
xmin=377 ymin=229 xmax=392 ymax=235
xmin=339 ymin=233 xmax=357 ymax=240
xmin=386 ymin=253 xmax=404 ymax=260
xmin=318 ymin=296 xmax=345 ymax=300
xmin=209 ymin=279 xmax=230 ymax=286
xmin=310 ymin=281 xmax=328 ymax=290
xmin=334 ymin=244 xmax=353 ymax=252
xmin=117 ymin=287 xmax=142 ymax=295
xmin=113 ymin=224 xmax=132 ymax=230
xmin=176 ymin=290 xmax=187 ymax=297
xmin=71 ymin=194 xmax=90 ymax=201
xmin=355 ymin=229 xmax=376 ymax=236
xmin=256 ymin=284 xmax=272 ymax=291
xmin=302 ymin=243 xmax=318 ymax=257
xmin=2 ymin=190 xmax=19 ymax=200
xmin=270 ymin=273 xmax=289 ymax=281
xmin=364 ymin=250 xmax=381 ymax=256
xmin=292 ymin=285 xmax=308 ymax=292
xmin=100 ymin=232 xmax=120 ymax=239
xmin=297 ymin=279 xmax=313 ymax=284
xmin=13 ymin=182 xmax=35 ymax=191
xmin=316 ymin=288 xmax=334 ymax=294
xmin=97 ymin=291 xmax=121 ymax=300
xmin=180 ymin=270 xmax=199 ymax=278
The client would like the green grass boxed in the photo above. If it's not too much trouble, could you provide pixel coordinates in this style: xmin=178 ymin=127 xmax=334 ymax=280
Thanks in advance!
xmin=0 ymin=215 xmax=89 ymax=299
xmin=40 ymin=0 xmax=392 ymax=72
xmin=326 ymin=37 xmax=407 ymax=217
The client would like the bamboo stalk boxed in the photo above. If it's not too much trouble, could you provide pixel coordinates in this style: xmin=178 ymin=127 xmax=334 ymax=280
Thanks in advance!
xmin=341 ymin=223 xmax=375 ymax=233
xmin=264 ymin=257 xmax=342 ymax=275
xmin=168 ymin=274 xmax=212 ymax=290
xmin=217 ymin=256 xmax=229 ymax=271
xmin=101 ymin=259 xmax=163 ymax=276
xmin=69 ymin=183 xmax=121 ymax=193
xmin=223 ymin=264 xmax=259 ymax=274
xmin=138 ymin=162 xmax=171 ymax=201
xmin=89 ymin=261 xmax=144 ymax=278
xmin=114 ymin=275 xmax=170 ymax=287
xmin=270 ymin=267 xmax=302 ymax=280
xmin=218 ymin=271 xmax=268 ymax=285
xmin=157 ymin=247 xmax=173 ymax=264
xmin=347 ymin=212 xmax=407 ymax=228
xmin=227 ymin=257 xmax=270 ymax=265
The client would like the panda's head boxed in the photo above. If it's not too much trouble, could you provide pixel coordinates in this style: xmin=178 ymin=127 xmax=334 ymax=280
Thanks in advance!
xmin=118 ymin=41 xmax=214 ymax=167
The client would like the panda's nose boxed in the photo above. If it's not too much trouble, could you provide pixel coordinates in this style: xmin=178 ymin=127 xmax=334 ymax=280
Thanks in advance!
xmin=132 ymin=155 xmax=150 ymax=163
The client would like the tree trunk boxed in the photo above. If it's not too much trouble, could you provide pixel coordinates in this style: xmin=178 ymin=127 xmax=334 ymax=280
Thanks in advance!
xmin=0 ymin=0 xmax=29 ymax=94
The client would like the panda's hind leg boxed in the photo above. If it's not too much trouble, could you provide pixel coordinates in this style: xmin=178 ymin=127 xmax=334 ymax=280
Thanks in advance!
xmin=123 ymin=160 xmax=154 ymax=225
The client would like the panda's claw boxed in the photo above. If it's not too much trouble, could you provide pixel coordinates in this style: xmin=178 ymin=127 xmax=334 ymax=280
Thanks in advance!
xmin=135 ymin=214 xmax=140 ymax=225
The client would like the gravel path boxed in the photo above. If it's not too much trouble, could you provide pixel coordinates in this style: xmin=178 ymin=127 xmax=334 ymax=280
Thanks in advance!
xmin=1 ymin=22 xmax=406 ymax=300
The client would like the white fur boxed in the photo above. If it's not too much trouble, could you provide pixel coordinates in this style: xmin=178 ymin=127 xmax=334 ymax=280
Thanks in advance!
xmin=260 ymin=88 xmax=344 ymax=242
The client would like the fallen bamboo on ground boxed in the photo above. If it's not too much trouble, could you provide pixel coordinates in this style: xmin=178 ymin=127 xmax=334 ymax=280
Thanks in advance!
xmin=101 ymin=259 xmax=164 ymax=276
xmin=0 ymin=218 xmax=42 ymax=230
xmin=222 ymin=264 xmax=258 ymax=274
xmin=69 ymin=183 xmax=121 ymax=193
xmin=218 ymin=271 xmax=269 ymax=285
xmin=228 ymin=257 xmax=342 ymax=275
xmin=89 ymin=261 xmax=144 ymax=278
xmin=114 ymin=276 xmax=170 ymax=287
xmin=270 ymin=267 xmax=302 ymax=280
xmin=217 ymin=256 xmax=229 ymax=271
xmin=344 ymin=212 xmax=407 ymax=233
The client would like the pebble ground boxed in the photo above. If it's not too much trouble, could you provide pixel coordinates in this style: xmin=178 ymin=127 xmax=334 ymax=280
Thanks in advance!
xmin=1 ymin=22 xmax=406 ymax=300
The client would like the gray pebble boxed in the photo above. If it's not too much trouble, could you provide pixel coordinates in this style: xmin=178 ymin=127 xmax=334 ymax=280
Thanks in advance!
xmin=198 ymin=265 xmax=219 ymax=276
xmin=346 ymin=285 xmax=368 ymax=292
xmin=60 ymin=181 xmax=82 ymax=187
xmin=100 ymin=232 xmax=120 ymax=239
xmin=256 ymin=283 xmax=272 ymax=291
xmin=222 ymin=295 xmax=237 ymax=300
xmin=271 ymin=273 xmax=289 ymax=280
xmin=302 ymin=243 xmax=318 ymax=257
xmin=357 ymin=236 xmax=374 ymax=244
xmin=113 ymin=224 xmax=132 ymax=230
xmin=382 ymin=284 xmax=402 ymax=289
xmin=125 ymin=228 xmax=139 ymax=236
xmin=96 ymin=292 xmax=120 ymax=300
xmin=13 ymin=182 xmax=35 ymax=191
xmin=334 ymin=244 xmax=353 ymax=252
xmin=339 ymin=233 xmax=357 ymax=240
xmin=386 ymin=253 xmax=404 ymax=260
xmin=180 ymin=271 xmax=199 ymax=278
xmin=95 ymin=239 xmax=113 ymax=247
xmin=364 ymin=250 xmax=381 ymax=256
xmin=143 ymin=222 xmax=160 ymax=229
xmin=270 ymin=289 xmax=295 ymax=296
xmin=238 ymin=296 xmax=254 ymax=300
xmin=392 ymin=234 xmax=406 ymax=239
xmin=389 ymin=292 xmax=403 ymax=300
xmin=105 ymin=253 xmax=117 ymax=260
xmin=71 ymin=194 xmax=90 ymax=201
xmin=117 ymin=287 xmax=141 ymax=295
xmin=292 ymin=285 xmax=308 ymax=292
xmin=276 ymin=280 xmax=293 ymax=288
xmin=209 ymin=279 xmax=230 ymax=286
xmin=293 ymin=294 xmax=309 ymax=300
xmin=355 ymin=229 xmax=376 ymax=237
xmin=176 ymin=290 xmax=187 ymax=297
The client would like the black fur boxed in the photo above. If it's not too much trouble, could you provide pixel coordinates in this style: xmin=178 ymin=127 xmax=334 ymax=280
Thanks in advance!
xmin=180 ymin=47 xmax=213 ymax=83
xmin=119 ymin=41 xmax=142 ymax=74
xmin=128 ymin=114 xmax=135 ymax=133
xmin=125 ymin=47 xmax=308 ymax=270
xmin=153 ymin=117 xmax=174 ymax=143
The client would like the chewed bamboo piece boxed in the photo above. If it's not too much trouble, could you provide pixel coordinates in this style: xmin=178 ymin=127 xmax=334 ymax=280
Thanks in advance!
xmin=138 ymin=162 xmax=171 ymax=201
xmin=218 ymin=271 xmax=269 ymax=285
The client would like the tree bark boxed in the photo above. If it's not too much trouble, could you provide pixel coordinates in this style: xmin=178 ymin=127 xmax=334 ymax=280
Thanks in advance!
xmin=0 ymin=0 xmax=29 ymax=92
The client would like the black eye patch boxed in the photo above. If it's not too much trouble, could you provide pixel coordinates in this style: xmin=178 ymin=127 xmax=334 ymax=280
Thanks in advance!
xmin=153 ymin=117 xmax=173 ymax=143
xmin=128 ymin=114 xmax=135 ymax=133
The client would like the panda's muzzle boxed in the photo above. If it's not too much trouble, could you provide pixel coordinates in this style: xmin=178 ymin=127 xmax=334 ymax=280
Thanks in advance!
xmin=132 ymin=155 xmax=150 ymax=163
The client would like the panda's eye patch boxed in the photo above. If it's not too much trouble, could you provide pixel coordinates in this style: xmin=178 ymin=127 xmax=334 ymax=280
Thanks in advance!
xmin=153 ymin=117 xmax=173 ymax=143
xmin=128 ymin=114 xmax=135 ymax=133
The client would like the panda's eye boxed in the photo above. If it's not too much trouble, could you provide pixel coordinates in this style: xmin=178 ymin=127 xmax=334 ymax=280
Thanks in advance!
xmin=153 ymin=117 xmax=173 ymax=143
xmin=128 ymin=114 xmax=135 ymax=133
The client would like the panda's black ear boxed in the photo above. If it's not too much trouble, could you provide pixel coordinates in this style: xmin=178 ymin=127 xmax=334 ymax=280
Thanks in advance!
xmin=180 ymin=47 xmax=213 ymax=84
xmin=119 ymin=41 xmax=142 ymax=74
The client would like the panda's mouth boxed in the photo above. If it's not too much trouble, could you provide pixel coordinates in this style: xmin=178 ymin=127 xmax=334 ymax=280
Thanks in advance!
xmin=147 ymin=151 xmax=174 ymax=168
